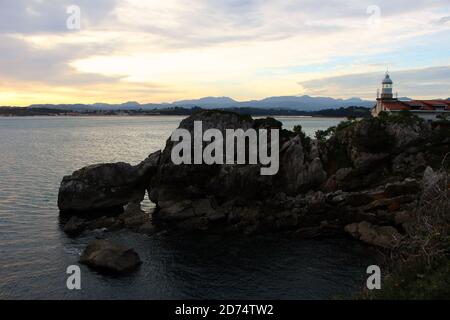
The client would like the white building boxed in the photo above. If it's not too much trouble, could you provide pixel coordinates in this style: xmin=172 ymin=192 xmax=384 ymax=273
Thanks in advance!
xmin=371 ymin=73 xmax=450 ymax=121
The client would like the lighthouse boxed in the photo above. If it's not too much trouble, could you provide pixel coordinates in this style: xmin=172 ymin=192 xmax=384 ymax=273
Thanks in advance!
xmin=372 ymin=72 xmax=397 ymax=116
xmin=380 ymin=72 xmax=394 ymax=100
xmin=371 ymin=71 xmax=450 ymax=120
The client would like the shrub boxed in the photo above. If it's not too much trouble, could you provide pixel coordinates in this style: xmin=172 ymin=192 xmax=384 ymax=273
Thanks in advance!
xmin=336 ymin=119 xmax=356 ymax=132
xmin=293 ymin=125 xmax=312 ymax=153
xmin=368 ymin=160 xmax=450 ymax=299
xmin=380 ymin=110 xmax=423 ymax=125
xmin=315 ymin=126 xmax=336 ymax=141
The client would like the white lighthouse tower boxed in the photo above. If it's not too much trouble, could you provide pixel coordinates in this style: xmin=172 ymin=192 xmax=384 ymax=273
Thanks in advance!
xmin=372 ymin=72 xmax=397 ymax=117
xmin=380 ymin=72 xmax=394 ymax=100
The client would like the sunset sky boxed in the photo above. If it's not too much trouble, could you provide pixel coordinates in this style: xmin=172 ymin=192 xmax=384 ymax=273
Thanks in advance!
xmin=1 ymin=0 xmax=449 ymax=106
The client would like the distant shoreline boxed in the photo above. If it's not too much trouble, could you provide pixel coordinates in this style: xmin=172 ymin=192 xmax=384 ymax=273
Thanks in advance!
xmin=0 ymin=106 xmax=370 ymax=118
xmin=0 ymin=114 xmax=347 ymax=118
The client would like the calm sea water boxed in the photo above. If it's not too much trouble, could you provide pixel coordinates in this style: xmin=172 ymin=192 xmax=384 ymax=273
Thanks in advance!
xmin=0 ymin=116 xmax=376 ymax=300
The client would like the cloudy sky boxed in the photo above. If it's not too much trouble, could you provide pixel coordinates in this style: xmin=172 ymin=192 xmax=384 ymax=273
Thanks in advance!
xmin=0 ymin=0 xmax=449 ymax=106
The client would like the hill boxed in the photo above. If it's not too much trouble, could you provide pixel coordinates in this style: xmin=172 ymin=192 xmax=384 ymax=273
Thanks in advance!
xmin=22 ymin=95 xmax=375 ymax=112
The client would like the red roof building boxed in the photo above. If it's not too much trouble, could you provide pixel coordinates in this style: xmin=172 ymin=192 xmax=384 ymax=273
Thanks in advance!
xmin=371 ymin=73 xmax=450 ymax=120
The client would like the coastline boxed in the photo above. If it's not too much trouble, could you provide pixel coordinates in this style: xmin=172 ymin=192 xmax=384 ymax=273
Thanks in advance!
xmin=0 ymin=113 xmax=377 ymax=299
xmin=0 ymin=114 xmax=348 ymax=119
xmin=55 ymin=109 xmax=450 ymax=299
xmin=0 ymin=106 xmax=371 ymax=118
xmin=2 ymin=110 xmax=448 ymax=299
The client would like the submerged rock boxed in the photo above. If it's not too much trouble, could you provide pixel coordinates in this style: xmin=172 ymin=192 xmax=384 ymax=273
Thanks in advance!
xmin=80 ymin=240 xmax=142 ymax=274
xmin=63 ymin=216 xmax=86 ymax=236
xmin=62 ymin=201 xmax=151 ymax=236
xmin=119 ymin=201 xmax=150 ymax=228
xmin=137 ymin=221 xmax=158 ymax=235
xmin=87 ymin=216 xmax=122 ymax=231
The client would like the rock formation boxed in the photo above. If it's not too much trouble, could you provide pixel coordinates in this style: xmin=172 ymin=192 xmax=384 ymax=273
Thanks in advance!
xmin=345 ymin=221 xmax=403 ymax=249
xmin=58 ymin=110 xmax=450 ymax=249
xmin=80 ymin=240 xmax=142 ymax=274
xmin=58 ymin=151 xmax=160 ymax=215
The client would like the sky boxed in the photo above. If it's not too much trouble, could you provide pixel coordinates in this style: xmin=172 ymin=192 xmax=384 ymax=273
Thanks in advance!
xmin=0 ymin=0 xmax=449 ymax=106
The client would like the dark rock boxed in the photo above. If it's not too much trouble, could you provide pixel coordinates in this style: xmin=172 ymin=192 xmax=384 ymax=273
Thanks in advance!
xmin=123 ymin=213 xmax=148 ymax=228
xmin=330 ymin=192 xmax=347 ymax=204
xmin=296 ymin=221 xmax=342 ymax=239
xmin=392 ymin=152 xmax=426 ymax=174
xmin=274 ymin=192 xmax=287 ymax=202
xmin=345 ymin=192 xmax=376 ymax=207
xmin=80 ymin=240 xmax=142 ymax=274
xmin=137 ymin=222 xmax=158 ymax=235
xmin=274 ymin=211 xmax=298 ymax=230
xmin=135 ymin=150 xmax=161 ymax=178
xmin=363 ymin=195 xmax=416 ymax=212
xmin=58 ymin=110 xmax=444 ymax=239
xmin=278 ymin=137 xmax=327 ymax=194
xmin=207 ymin=210 xmax=227 ymax=222
xmin=394 ymin=211 xmax=414 ymax=225
xmin=119 ymin=202 xmax=149 ymax=228
xmin=208 ymin=201 xmax=233 ymax=222
xmin=335 ymin=168 xmax=353 ymax=181
xmin=305 ymin=191 xmax=326 ymax=213
xmin=59 ymin=150 xmax=160 ymax=215
xmin=58 ymin=163 xmax=142 ymax=214
xmin=345 ymin=221 xmax=403 ymax=249
xmin=352 ymin=152 xmax=390 ymax=172
xmin=157 ymin=200 xmax=195 ymax=221
xmin=192 ymin=198 xmax=214 ymax=217
xmin=63 ymin=216 xmax=86 ymax=236
xmin=176 ymin=217 xmax=209 ymax=231
xmin=87 ymin=216 xmax=121 ymax=231
xmin=421 ymin=166 xmax=447 ymax=201
xmin=384 ymin=179 xmax=420 ymax=197
xmin=283 ymin=198 xmax=296 ymax=210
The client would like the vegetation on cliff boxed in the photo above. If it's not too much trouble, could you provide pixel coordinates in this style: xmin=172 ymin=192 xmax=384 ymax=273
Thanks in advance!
xmin=305 ymin=112 xmax=450 ymax=299
xmin=365 ymin=164 xmax=450 ymax=299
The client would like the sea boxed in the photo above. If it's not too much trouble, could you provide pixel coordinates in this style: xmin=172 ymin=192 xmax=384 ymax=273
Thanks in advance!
xmin=0 ymin=116 xmax=377 ymax=299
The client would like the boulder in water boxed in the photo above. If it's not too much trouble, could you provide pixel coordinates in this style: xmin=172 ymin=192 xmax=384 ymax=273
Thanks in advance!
xmin=80 ymin=240 xmax=142 ymax=274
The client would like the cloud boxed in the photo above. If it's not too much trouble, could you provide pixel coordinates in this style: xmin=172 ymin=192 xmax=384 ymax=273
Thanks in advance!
xmin=435 ymin=16 xmax=450 ymax=25
xmin=0 ymin=34 xmax=122 ymax=85
xmin=299 ymin=66 xmax=450 ymax=99
xmin=1 ymin=0 xmax=450 ymax=105
xmin=0 ymin=0 xmax=120 ymax=34
xmin=107 ymin=0 xmax=450 ymax=48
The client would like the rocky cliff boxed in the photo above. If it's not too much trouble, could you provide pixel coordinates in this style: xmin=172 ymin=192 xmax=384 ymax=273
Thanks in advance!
xmin=58 ymin=110 xmax=450 ymax=249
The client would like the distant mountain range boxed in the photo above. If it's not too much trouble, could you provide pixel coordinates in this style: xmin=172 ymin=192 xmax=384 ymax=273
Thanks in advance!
xmin=26 ymin=95 xmax=376 ymax=112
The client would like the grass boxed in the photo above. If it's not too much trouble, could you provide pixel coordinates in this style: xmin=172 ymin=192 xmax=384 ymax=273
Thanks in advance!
xmin=364 ymin=164 xmax=450 ymax=299
xmin=366 ymin=257 xmax=450 ymax=299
